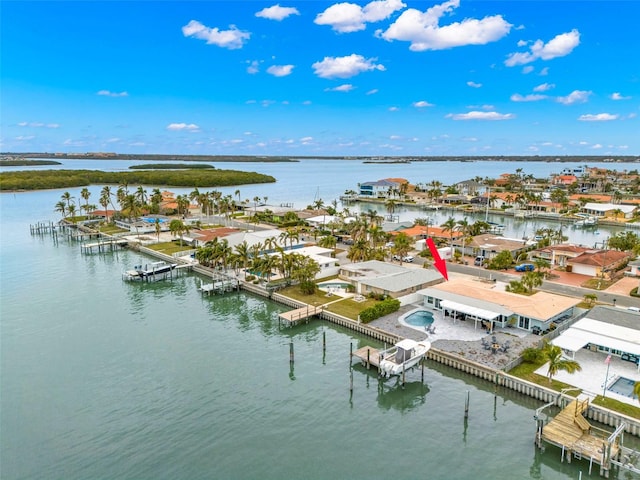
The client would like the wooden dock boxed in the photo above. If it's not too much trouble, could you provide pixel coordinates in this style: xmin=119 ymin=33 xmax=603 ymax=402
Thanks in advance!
xmin=278 ymin=305 xmax=324 ymax=327
xmin=536 ymin=398 xmax=622 ymax=477
xmin=352 ymin=346 xmax=382 ymax=369
xmin=80 ymin=238 xmax=128 ymax=253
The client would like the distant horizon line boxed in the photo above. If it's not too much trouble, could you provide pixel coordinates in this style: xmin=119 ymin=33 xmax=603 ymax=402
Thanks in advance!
xmin=3 ymin=152 xmax=639 ymax=162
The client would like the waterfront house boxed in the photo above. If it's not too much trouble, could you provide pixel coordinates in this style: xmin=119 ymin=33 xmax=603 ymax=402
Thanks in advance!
xmin=189 ymin=227 xmax=240 ymax=247
xmin=461 ymin=234 xmax=529 ymax=262
xmin=418 ymin=277 xmax=580 ymax=334
xmin=552 ymin=306 xmax=640 ymax=362
xmin=551 ymin=174 xmax=578 ymax=186
xmin=358 ymin=178 xmax=407 ymax=198
xmin=566 ymin=249 xmax=631 ymax=278
xmin=531 ymin=244 xmax=591 ymax=268
xmin=581 ymin=203 xmax=636 ymax=220
xmin=338 ymin=260 xmax=443 ymax=299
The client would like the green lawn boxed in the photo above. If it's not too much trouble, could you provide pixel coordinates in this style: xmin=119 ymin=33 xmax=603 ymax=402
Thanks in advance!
xmin=99 ymin=224 xmax=128 ymax=235
xmin=146 ymin=241 xmax=194 ymax=255
xmin=324 ymin=297 xmax=379 ymax=320
xmin=277 ymin=286 xmax=336 ymax=306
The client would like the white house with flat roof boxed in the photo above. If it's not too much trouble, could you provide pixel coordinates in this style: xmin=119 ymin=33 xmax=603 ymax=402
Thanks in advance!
xmin=417 ymin=278 xmax=580 ymax=333
xmin=582 ymin=203 xmax=636 ymax=219
xmin=551 ymin=306 xmax=640 ymax=364
xmin=338 ymin=260 xmax=443 ymax=300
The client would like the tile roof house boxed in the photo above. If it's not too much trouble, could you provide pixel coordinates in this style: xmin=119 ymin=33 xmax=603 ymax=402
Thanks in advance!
xmin=461 ymin=234 xmax=529 ymax=261
xmin=418 ymin=277 xmax=580 ymax=333
xmin=567 ymin=249 xmax=632 ymax=278
xmin=532 ymin=244 xmax=591 ymax=267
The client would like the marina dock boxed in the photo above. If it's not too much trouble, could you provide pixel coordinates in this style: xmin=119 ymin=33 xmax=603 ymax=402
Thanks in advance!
xmin=278 ymin=305 xmax=324 ymax=327
xmin=199 ymin=272 xmax=239 ymax=295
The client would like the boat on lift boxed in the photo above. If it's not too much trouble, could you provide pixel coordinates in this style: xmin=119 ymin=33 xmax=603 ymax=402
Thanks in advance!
xmin=378 ymin=339 xmax=431 ymax=378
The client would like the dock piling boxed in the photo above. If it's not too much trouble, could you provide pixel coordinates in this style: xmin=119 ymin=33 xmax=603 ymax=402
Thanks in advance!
xmin=464 ymin=391 xmax=470 ymax=419
xmin=289 ymin=342 xmax=294 ymax=364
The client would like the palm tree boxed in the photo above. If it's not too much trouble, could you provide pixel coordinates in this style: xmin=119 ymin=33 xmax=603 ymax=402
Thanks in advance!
xmin=455 ymin=217 xmax=470 ymax=262
xmin=154 ymin=218 xmax=162 ymax=242
xmin=61 ymin=191 xmax=74 ymax=210
xmin=441 ymin=217 xmax=457 ymax=249
xmin=234 ymin=241 xmax=251 ymax=279
xmin=392 ymin=232 xmax=412 ymax=264
xmin=54 ymin=200 xmax=67 ymax=218
xmin=80 ymin=188 xmax=91 ymax=212
xmin=169 ymin=219 xmax=189 ymax=246
xmin=99 ymin=186 xmax=113 ymax=222
xmin=543 ymin=343 xmax=582 ymax=383
xmin=318 ymin=235 xmax=337 ymax=256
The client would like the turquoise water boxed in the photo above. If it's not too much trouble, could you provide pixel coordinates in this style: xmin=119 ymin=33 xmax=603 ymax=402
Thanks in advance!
xmin=404 ymin=310 xmax=435 ymax=327
xmin=2 ymin=162 xmax=640 ymax=479
xmin=318 ymin=282 xmax=352 ymax=289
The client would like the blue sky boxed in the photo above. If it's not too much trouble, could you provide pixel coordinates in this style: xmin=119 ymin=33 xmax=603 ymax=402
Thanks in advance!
xmin=2 ymin=0 xmax=639 ymax=156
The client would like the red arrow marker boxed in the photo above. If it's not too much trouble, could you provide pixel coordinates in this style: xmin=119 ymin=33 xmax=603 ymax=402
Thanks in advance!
xmin=426 ymin=237 xmax=448 ymax=281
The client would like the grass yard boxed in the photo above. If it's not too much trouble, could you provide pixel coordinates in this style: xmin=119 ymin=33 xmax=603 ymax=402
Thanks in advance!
xmin=146 ymin=241 xmax=194 ymax=256
xmin=324 ymin=297 xmax=379 ymax=321
xmin=277 ymin=286 xmax=336 ymax=306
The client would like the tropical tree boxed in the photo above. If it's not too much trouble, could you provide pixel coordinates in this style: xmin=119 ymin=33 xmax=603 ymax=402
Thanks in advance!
xmin=291 ymin=255 xmax=321 ymax=294
xmin=99 ymin=186 xmax=114 ymax=222
xmin=521 ymin=271 xmax=544 ymax=293
xmin=440 ymin=217 xmax=457 ymax=249
xmin=169 ymin=219 xmax=190 ymax=246
xmin=392 ymin=232 xmax=412 ymax=264
xmin=455 ymin=217 xmax=471 ymax=262
xmin=347 ymin=238 xmax=371 ymax=263
xmin=67 ymin=203 xmax=77 ymax=220
xmin=54 ymin=200 xmax=67 ymax=218
xmin=61 ymin=191 xmax=74 ymax=210
xmin=234 ymin=241 xmax=251 ymax=278
xmin=80 ymin=188 xmax=91 ymax=213
xmin=318 ymin=234 xmax=337 ymax=255
xmin=543 ymin=343 xmax=582 ymax=383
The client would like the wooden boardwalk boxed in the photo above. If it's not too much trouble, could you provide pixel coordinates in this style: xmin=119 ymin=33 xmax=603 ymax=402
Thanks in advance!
xmin=278 ymin=305 xmax=323 ymax=327
xmin=538 ymin=398 xmax=621 ymax=477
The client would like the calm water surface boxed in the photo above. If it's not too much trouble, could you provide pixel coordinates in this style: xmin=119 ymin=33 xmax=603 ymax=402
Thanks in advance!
xmin=1 ymin=161 xmax=639 ymax=479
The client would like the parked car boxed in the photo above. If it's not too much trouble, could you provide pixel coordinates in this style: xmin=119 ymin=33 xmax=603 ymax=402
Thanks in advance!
xmin=515 ymin=263 xmax=535 ymax=272
xmin=474 ymin=255 xmax=485 ymax=266
xmin=393 ymin=254 xmax=414 ymax=263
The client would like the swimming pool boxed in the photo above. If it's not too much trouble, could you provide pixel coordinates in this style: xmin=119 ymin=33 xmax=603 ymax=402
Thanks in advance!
xmin=317 ymin=282 xmax=352 ymax=289
xmin=608 ymin=377 xmax=637 ymax=398
xmin=142 ymin=217 xmax=168 ymax=224
xmin=403 ymin=310 xmax=434 ymax=328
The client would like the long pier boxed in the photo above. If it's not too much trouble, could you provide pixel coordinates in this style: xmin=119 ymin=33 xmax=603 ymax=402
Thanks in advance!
xmin=80 ymin=238 xmax=128 ymax=253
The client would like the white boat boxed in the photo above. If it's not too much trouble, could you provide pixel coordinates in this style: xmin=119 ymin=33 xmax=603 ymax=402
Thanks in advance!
xmin=123 ymin=261 xmax=178 ymax=281
xmin=379 ymin=339 xmax=431 ymax=378
xmin=574 ymin=216 xmax=598 ymax=227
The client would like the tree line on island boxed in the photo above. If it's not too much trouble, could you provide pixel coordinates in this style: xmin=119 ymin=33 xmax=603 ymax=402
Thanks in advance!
xmin=0 ymin=169 xmax=275 ymax=191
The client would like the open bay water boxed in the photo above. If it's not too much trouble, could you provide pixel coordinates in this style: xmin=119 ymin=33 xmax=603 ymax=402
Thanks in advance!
xmin=1 ymin=160 xmax=639 ymax=479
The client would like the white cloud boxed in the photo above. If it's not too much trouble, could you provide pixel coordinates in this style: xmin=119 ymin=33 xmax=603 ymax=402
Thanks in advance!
xmin=610 ymin=92 xmax=631 ymax=100
xmin=378 ymin=0 xmax=511 ymax=51
xmin=446 ymin=111 xmax=514 ymax=120
xmin=522 ymin=66 xmax=534 ymax=74
xmin=247 ymin=60 xmax=260 ymax=74
xmin=467 ymin=81 xmax=482 ymax=88
xmin=366 ymin=89 xmax=379 ymax=95
xmin=312 ymin=54 xmax=385 ymax=79
xmin=389 ymin=106 xmax=400 ymax=111
xmin=510 ymin=93 xmax=547 ymax=102
xmin=182 ymin=20 xmax=250 ymax=49
xmin=267 ymin=64 xmax=294 ymax=77
xmin=255 ymin=5 xmax=300 ymax=21
xmin=505 ymin=29 xmax=580 ymax=66
xmin=97 ymin=90 xmax=128 ymax=97
xmin=591 ymin=143 xmax=603 ymax=149
xmin=166 ymin=123 xmax=200 ymax=131
xmin=15 ymin=135 xmax=35 ymax=140
xmin=578 ymin=113 xmax=619 ymax=121
xmin=412 ymin=100 xmax=434 ymax=108
xmin=17 ymin=121 xmax=59 ymax=128
xmin=517 ymin=39 xmax=527 ymax=47
xmin=539 ymin=67 xmax=549 ymax=76
xmin=556 ymin=90 xmax=591 ymax=105
xmin=315 ymin=0 xmax=406 ymax=33
xmin=533 ymin=82 xmax=554 ymax=92
xmin=325 ymin=84 xmax=355 ymax=92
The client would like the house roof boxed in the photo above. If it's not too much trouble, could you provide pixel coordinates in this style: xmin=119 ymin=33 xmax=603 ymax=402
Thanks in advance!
xmin=358 ymin=267 xmax=443 ymax=292
xmin=568 ymin=249 xmax=630 ymax=267
xmin=191 ymin=227 xmax=240 ymax=243
xmin=418 ymin=278 xmax=580 ymax=321
xmin=465 ymin=234 xmax=527 ymax=252
xmin=390 ymin=225 xmax=462 ymax=239
xmin=360 ymin=179 xmax=401 ymax=187
xmin=535 ymin=244 xmax=591 ymax=255
xmin=583 ymin=203 xmax=636 ymax=213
